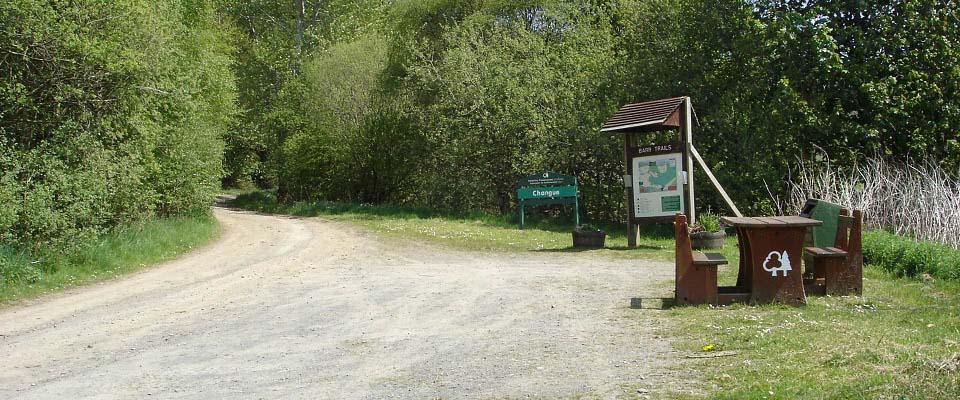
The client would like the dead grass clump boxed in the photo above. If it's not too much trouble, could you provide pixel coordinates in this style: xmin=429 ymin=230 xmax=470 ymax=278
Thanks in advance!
xmin=778 ymin=154 xmax=960 ymax=249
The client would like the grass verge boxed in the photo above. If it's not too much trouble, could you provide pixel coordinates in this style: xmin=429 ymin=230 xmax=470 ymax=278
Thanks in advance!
xmin=667 ymin=267 xmax=960 ymax=399
xmin=0 ymin=213 xmax=219 ymax=304
xmin=231 ymin=191 xmax=741 ymax=261
xmin=863 ymin=229 xmax=960 ymax=280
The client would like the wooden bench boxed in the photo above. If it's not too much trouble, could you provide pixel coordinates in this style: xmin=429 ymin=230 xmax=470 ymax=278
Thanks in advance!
xmin=675 ymin=214 xmax=728 ymax=305
xmin=804 ymin=209 xmax=863 ymax=296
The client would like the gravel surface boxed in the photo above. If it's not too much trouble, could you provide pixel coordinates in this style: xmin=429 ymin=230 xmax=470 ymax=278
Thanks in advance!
xmin=0 ymin=206 xmax=685 ymax=399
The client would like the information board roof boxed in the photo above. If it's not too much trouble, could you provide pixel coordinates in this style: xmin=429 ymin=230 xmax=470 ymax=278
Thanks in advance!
xmin=600 ymin=97 xmax=688 ymax=133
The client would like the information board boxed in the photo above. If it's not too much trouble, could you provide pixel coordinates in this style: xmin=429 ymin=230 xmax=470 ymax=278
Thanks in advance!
xmin=516 ymin=171 xmax=578 ymax=229
xmin=631 ymin=151 xmax=685 ymax=219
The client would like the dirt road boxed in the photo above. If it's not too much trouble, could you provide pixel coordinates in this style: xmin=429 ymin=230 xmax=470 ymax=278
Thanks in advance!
xmin=1 ymin=206 xmax=683 ymax=399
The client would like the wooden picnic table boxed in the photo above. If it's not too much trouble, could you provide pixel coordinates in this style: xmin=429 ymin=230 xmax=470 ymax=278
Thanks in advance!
xmin=720 ymin=216 xmax=822 ymax=305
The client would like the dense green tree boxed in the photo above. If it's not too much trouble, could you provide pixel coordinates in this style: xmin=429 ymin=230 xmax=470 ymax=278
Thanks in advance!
xmin=252 ymin=0 xmax=959 ymax=219
xmin=220 ymin=0 xmax=391 ymax=191
xmin=0 ymin=0 xmax=236 ymax=247
xmin=283 ymin=34 xmax=424 ymax=203
xmin=9 ymin=0 xmax=953 ymax=246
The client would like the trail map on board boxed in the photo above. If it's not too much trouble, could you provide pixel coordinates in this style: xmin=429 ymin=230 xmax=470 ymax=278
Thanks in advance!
xmin=632 ymin=153 xmax=684 ymax=218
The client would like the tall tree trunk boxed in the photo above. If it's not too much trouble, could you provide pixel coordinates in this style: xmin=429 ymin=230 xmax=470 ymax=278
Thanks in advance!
xmin=278 ymin=0 xmax=306 ymax=201
xmin=294 ymin=0 xmax=305 ymax=75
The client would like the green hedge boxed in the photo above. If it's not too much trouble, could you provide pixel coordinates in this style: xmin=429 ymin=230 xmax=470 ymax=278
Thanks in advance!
xmin=863 ymin=230 xmax=960 ymax=281
xmin=1 ymin=0 xmax=235 ymax=248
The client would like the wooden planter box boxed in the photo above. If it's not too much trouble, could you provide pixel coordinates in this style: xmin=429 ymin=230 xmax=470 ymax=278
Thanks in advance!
xmin=572 ymin=230 xmax=606 ymax=248
xmin=691 ymin=230 xmax=725 ymax=250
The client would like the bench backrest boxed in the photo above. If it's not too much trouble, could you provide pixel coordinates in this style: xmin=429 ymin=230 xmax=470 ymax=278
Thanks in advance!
xmin=800 ymin=198 xmax=844 ymax=248
xmin=835 ymin=209 xmax=863 ymax=264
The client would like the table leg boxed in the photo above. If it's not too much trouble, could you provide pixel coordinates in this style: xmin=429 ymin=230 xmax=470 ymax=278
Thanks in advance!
xmin=735 ymin=227 xmax=751 ymax=290
xmin=746 ymin=227 xmax=807 ymax=305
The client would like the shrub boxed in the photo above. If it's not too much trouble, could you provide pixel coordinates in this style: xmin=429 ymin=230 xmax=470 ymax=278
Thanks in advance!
xmin=0 ymin=0 xmax=235 ymax=248
xmin=862 ymin=230 xmax=960 ymax=281
xmin=692 ymin=211 xmax=723 ymax=233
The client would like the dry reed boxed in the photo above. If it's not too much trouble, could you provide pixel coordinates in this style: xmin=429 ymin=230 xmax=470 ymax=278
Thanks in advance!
xmin=775 ymin=154 xmax=960 ymax=250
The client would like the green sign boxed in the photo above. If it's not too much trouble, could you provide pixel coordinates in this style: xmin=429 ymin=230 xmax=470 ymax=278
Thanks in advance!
xmin=518 ymin=172 xmax=577 ymax=188
xmin=517 ymin=171 xmax=579 ymax=229
xmin=517 ymin=186 xmax=577 ymax=200
xmin=661 ymin=195 xmax=682 ymax=212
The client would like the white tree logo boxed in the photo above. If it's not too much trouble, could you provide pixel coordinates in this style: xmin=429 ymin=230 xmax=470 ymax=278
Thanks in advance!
xmin=762 ymin=250 xmax=793 ymax=277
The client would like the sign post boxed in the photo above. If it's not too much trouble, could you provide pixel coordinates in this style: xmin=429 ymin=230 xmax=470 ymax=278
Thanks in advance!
xmin=601 ymin=97 xmax=698 ymax=247
xmin=516 ymin=171 xmax=579 ymax=229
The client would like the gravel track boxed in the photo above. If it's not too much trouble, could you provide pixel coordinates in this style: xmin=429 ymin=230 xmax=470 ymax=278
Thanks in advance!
xmin=0 ymin=206 xmax=684 ymax=399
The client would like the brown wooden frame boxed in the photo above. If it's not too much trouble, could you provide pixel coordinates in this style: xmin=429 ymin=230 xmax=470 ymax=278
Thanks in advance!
xmin=804 ymin=209 xmax=863 ymax=296
xmin=675 ymin=214 xmax=727 ymax=305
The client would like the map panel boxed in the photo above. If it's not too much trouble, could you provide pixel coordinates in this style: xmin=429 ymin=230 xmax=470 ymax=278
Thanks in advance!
xmin=631 ymin=153 xmax=685 ymax=219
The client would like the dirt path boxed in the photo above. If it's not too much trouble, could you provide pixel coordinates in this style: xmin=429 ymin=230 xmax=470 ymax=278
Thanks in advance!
xmin=0 ymin=206 xmax=684 ymax=399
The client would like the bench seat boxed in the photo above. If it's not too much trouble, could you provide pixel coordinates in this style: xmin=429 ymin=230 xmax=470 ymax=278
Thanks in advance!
xmin=675 ymin=214 xmax=725 ymax=305
xmin=804 ymin=246 xmax=848 ymax=258
xmin=693 ymin=252 xmax=728 ymax=266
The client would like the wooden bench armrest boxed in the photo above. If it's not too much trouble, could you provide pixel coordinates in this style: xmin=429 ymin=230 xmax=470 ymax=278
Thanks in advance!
xmin=692 ymin=252 xmax=728 ymax=266
xmin=804 ymin=246 xmax=848 ymax=258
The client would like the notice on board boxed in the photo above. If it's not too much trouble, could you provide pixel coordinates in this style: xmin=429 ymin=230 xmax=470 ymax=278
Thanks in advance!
xmin=632 ymin=152 xmax=685 ymax=219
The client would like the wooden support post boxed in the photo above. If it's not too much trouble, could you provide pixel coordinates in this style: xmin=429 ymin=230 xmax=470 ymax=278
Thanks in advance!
xmin=624 ymin=133 xmax=637 ymax=247
xmin=690 ymin=145 xmax=743 ymax=217
xmin=519 ymin=200 xmax=525 ymax=230
xmin=684 ymin=97 xmax=696 ymax=224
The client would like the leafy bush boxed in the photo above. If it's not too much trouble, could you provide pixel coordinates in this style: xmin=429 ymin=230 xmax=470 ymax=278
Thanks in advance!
xmin=863 ymin=230 xmax=960 ymax=281
xmin=692 ymin=211 xmax=723 ymax=233
xmin=225 ymin=0 xmax=960 ymax=224
xmin=0 ymin=0 xmax=235 ymax=248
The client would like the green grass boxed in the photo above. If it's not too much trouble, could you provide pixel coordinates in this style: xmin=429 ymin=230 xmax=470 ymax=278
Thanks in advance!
xmin=666 ymin=267 xmax=960 ymax=399
xmin=231 ymin=191 xmax=741 ymax=261
xmin=864 ymin=229 xmax=960 ymax=281
xmin=0 ymin=213 xmax=220 ymax=304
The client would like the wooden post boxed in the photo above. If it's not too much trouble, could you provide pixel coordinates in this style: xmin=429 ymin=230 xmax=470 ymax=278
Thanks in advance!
xmin=624 ymin=132 xmax=637 ymax=247
xmin=519 ymin=200 xmax=525 ymax=230
xmin=690 ymin=145 xmax=743 ymax=217
xmin=684 ymin=97 xmax=696 ymax=224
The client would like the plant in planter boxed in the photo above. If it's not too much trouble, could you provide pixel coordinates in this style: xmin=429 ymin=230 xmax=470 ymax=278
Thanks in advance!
xmin=572 ymin=224 xmax=606 ymax=248
xmin=690 ymin=211 xmax=725 ymax=250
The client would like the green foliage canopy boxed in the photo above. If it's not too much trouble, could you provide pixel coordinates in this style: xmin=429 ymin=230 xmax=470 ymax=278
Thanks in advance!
xmin=239 ymin=0 xmax=959 ymax=221
xmin=0 ymin=0 xmax=236 ymax=247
